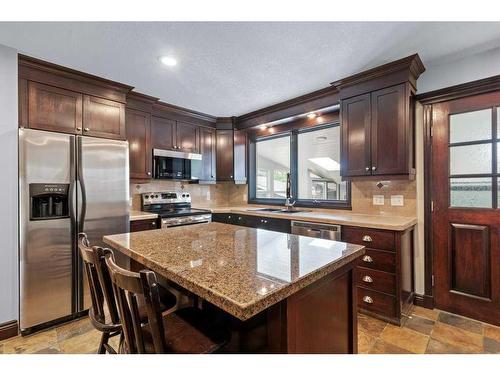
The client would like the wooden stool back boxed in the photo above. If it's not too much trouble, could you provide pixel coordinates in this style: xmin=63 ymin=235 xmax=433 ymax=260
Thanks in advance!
xmin=104 ymin=249 xmax=167 ymax=354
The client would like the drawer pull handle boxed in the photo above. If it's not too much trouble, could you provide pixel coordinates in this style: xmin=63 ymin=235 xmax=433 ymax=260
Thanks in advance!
xmin=362 ymin=235 xmax=372 ymax=242
xmin=362 ymin=296 xmax=373 ymax=304
xmin=362 ymin=255 xmax=373 ymax=263
xmin=362 ymin=275 xmax=373 ymax=283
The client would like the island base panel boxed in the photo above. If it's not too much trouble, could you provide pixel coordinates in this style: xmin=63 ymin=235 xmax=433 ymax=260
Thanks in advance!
xmin=267 ymin=263 xmax=357 ymax=354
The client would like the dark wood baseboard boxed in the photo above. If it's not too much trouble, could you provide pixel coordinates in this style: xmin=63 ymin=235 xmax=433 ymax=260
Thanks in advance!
xmin=414 ymin=294 xmax=435 ymax=309
xmin=0 ymin=320 xmax=19 ymax=341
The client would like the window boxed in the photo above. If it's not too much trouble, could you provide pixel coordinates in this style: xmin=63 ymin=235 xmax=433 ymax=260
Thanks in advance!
xmin=448 ymin=108 xmax=498 ymax=208
xmin=297 ymin=126 xmax=348 ymax=202
xmin=249 ymin=123 xmax=351 ymax=209
xmin=255 ymin=135 xmax=290 ymax=198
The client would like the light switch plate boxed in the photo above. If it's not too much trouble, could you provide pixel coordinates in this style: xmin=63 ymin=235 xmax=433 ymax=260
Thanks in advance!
xmin=373 ymin=195 xmax=385 ymax=205
xmin=391 ymin=195 xmax=404 ymax=206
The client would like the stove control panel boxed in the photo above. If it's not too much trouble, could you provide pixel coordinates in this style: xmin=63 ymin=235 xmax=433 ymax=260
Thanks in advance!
xmin=142 ymin=191 xmax=191 ymax=206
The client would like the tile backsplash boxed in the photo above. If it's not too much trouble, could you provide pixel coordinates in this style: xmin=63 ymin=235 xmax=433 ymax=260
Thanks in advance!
xmin=130 ymin=179 xmax=416 ymax=217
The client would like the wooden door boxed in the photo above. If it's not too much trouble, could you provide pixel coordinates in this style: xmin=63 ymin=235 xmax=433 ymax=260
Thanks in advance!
xmin=199 ymin=127 xmax=216 ymax=181
xmin=27 ymin=82 xmax=82 ymax=134
xmin=432 ymin=91 xmax=500 ymax=326
xmin=341 ymin=93 xmax=371 ymax=177
xmin=126 ymin=108 xmax=152 ymax=180
xmin=151 ymin=116 xmax=176 ymax=150
xmin=234 ymin=130 xmax=247 ymax=183
xmin=370 ymin=84 xmax=407 ymax=175
xmin=83 ymin=95 xmax=126 ymax=140
xmin=176 ymin=121 xmax=199 ymax=153
xmin=216 ymin=129 xmax=234 ymax=180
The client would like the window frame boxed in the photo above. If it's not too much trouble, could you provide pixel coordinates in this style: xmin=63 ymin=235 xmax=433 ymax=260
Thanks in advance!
xmin=248 ymin=122 xmax=352 ymax=210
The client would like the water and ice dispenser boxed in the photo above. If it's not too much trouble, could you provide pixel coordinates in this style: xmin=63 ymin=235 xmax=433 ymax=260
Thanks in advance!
xmin=29 ymin=183 xmax=70 ymax=220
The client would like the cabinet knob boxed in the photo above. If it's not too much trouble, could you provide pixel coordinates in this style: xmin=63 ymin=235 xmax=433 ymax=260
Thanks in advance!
xmin=362 ymin=235 xmax=373 ymax=243
xmin=365 ymin=167 xmax=370 ymax=172
xmin=238 ymin=217 xmax=242 ymax=220
xmin=84 ymin=127 xmax=90 ymax=132
xmin=76 ymin=127 xmax=82 ymax=131
xmin=372 ymin=166 xmax=377 ymax=171
xmin=362 ymin=296 xmax=373 ymax=304
xmin=362 ymin=255 xmax=373 ymax=263
xmin=151 ymin=221 xmax=156 ymax=226
xmin=147 ymin=172 xmax=151 ymax=176
xmin=362 ymin=275 xmax=373 ymax=283
xmin=230 ymin=175 xmax=233 ymax=178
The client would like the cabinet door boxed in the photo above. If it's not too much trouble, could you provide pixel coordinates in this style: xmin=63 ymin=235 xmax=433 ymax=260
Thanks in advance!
xmin=130 ymin=219 xmax=158 ymax=232
xmin=233 ymin=130 xmax=247 ymax=183
xmin=216 ymin=129 xmax=234 ymax=180
xmin=177 ymin=121 xmax=199 ymax=153
xmin=341 ymin=93 xmax=371 ymax=177
xmin=126 ymin=108 xmax=152 ymax=180
xmin=27 ymin=82 xmax=82 ymax=134
xmin=370 ymin=84 xmax=407 ymax=175
xmin=199 ymin=127 xmax=216 ymax=181
xmin=151 ymin=116 xmax=176 ymax=151
xmin=83 ymin=95 xmax=126 ymax=140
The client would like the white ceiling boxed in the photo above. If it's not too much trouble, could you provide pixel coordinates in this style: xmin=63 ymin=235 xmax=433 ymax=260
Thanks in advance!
xmin=1 ymin=22 xmax=500 ymax=116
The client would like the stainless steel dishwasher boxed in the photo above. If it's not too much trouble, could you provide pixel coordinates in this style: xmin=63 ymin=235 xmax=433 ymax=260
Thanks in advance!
xmin=291 ymin=221 xmax=341 ymax=240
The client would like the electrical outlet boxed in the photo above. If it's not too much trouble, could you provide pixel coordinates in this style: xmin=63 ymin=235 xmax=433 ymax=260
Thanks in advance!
xmin=373 ymin=195 xmax=385 ymax=205
xmin=391 ymin=195 xmax=404 ymax=206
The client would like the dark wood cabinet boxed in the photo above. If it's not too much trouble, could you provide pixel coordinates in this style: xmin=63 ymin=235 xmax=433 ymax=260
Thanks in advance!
xmin=126 ymin=108 xmax=151 ymax=180
xmin=212 ymin=213 xmax=291 ymax=234
xmin=26 ymin=81 xmax=83 ymax=134
xmin=216 ymin=129 xmax=234 ymax=180
xmin=176 ymin=121 xmax=199 ymax=153
xmin=333 ymin=54 xmax=425 ymax=180
xmin=216 ymin=128 xmax=247 ymax=183
xmin=341 ymin=225 xmax=414 ymax=325
xmin=199 ymin=127 xmax=216 ymax=182
xmin=130 ymin=218 xmax=159 ymax=232
xmin=233 ymin=130 xmax=247 ymax=183
xmin=341 ymin=84 xmax=411 ymax=178
xmin=83 ymin=95 xmax=126 ymax=140
xmin=341 ymin=93 xmax=371 ymax=177
xmin=151 ymin=116 xmax=176 ymax=151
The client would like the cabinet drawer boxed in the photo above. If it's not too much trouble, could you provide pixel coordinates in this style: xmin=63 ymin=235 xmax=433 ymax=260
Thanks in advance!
xmin=130 ymin=219 xmax=159 ymax=232
xmin=356 ymin=267 xmax=396 ymax=295
xmin=357 ymin=287 xmax=396 ymax=317
xmin=342 ymin=226 xmax=395 ymax=251
xmin=358 ymin=248 xmax=396 ymax=273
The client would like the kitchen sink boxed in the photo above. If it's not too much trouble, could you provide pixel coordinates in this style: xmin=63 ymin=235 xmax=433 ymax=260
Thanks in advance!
xmin=248 ymin=208 xmax=310 ymax=214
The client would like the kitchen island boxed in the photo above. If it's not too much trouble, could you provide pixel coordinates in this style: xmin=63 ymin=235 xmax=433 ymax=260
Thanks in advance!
xmin=103 ymin=222 xmax=365 ymax=353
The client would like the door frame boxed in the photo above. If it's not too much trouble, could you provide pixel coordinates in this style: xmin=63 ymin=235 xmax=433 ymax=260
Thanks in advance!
xmin=417 ymin=74 xmax=500 ymax=309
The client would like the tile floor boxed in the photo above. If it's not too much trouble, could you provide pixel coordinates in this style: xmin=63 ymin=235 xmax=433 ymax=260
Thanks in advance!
xmin=1 ymin=306 xmax=499 ymax=354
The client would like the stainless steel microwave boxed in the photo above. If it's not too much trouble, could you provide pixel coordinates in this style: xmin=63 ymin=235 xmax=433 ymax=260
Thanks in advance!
xmin=153 ymin=149 xmax=202 ymax=180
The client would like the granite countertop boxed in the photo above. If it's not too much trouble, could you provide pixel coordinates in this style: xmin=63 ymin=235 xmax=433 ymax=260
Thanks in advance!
xmin=103 ymin=222 xmax=365 ymax=320
xmin=129 ymin=210 xmax=159 ymax=221
xmin=211 ymin=206 xmax=417 ymax=231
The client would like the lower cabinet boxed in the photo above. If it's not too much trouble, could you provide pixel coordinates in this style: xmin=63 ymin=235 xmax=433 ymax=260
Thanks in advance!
xmin=130 ymin=218 xmax=159 ymax=232
xmin=212 ymin=213 xmax=291 ymax=234
xmin=342 ymin=225 xmax=415 ymax=325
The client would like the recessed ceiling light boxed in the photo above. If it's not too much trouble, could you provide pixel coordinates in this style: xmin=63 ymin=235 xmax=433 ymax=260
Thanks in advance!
xmin=307 ymin=112 xmax=317 ymax=119
xmin=159 ymin=56 xmax=178 ymax=67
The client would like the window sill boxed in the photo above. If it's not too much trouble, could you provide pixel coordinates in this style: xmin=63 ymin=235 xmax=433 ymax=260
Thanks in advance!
xmin=247 ymin=198 xmax=352 ymax=211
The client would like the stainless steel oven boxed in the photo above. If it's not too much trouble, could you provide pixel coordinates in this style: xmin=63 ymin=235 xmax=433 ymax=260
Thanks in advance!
xmin=161 ymin=214 xmax=212 ymax=228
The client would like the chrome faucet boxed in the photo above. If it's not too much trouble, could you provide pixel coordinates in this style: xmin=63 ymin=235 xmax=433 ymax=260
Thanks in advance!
xmin=284 ymin=172 xmax=295 ymax=211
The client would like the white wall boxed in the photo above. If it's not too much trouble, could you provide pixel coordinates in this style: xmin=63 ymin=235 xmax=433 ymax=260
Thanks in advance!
xmin=419 ymin=46 xmax=500 ymax=94
xmin=0 ymin=44 xmax=18 ymax=324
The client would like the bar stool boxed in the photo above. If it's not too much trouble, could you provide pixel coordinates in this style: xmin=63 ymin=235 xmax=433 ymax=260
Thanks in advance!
xmin=78 ymin=233 xmax=178 ymax=353
xmin=104 ymin=248 xmax=229 ymax=354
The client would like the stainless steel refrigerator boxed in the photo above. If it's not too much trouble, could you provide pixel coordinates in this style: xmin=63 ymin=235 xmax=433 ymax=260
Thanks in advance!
xmin=19 ymin=128 xmax=129 ymax=332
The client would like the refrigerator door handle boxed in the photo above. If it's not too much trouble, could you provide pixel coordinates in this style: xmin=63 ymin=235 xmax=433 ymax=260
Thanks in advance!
xmin=69 ymin=137 xmax=77 ymax=231
xmin=77 ymin=137 xmax=87 ymax=233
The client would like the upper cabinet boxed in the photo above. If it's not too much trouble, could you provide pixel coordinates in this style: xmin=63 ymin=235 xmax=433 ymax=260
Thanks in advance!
xmin=176 ymin=121 xmax=199 ymax=153
xmin=19 ymin=55 xmax=131 ymax=140
xmin=83 ymin=95 xmax=125 ymax=140
xmin=151 ymin=116 xmax=176 ymax=151
xmin=216 ymin=119 xmax=247 ymax=184
xmin=126 ymin=108 xmax=152 ymax=180
xmin=333 ymin=54 xmax=425 ymax=180
xmin=199 ymin=127 xmax=217 ymax=182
